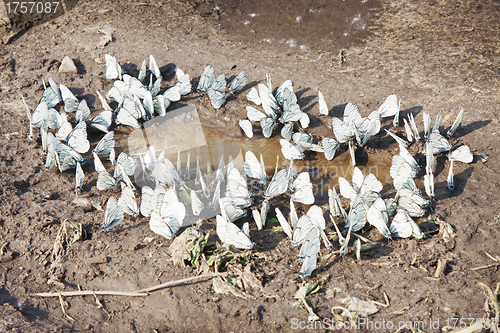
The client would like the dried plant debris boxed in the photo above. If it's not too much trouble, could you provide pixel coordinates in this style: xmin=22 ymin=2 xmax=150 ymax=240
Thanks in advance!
xmin=43 ymin=219 xmax=85 ymax=284
xmin=294 ymin=282 xmax=321 ymax=322
xmin=168 ymin=226 xmax=210 ymax=269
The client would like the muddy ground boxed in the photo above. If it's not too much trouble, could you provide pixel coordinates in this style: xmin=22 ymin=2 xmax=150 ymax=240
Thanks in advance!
xmin=0 ymin=0 xmax=500 ymax=332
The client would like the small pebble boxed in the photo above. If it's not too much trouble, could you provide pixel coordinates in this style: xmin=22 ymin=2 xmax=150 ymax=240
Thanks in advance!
xmin=59 ymin=56 xmax=78 ymax=74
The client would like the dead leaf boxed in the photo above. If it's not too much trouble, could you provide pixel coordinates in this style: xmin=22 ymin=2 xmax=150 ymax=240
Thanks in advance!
xmin=212 ymin=277 xmax=254 ymax=299
xmin=341 ymin=297 xmax=379 ymax=316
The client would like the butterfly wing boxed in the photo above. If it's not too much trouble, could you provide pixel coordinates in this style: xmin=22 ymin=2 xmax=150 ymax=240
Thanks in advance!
xmin=239 ymin=119 xmax=253 ymax=138
xmin=102 ymin=196 xmax=124 ymax=230
xmin=318 ymin=90 xmax=329 ymax=115
xmin=227 ymin=70 xmax=246 ymax=94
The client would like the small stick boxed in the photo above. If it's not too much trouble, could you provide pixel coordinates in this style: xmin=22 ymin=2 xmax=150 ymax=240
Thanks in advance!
xmin=383 ymin=291 xmax=390 ymax=307
xmin=352 ymin=233 xmax=373 ymax=243
xmin=58 ymin=292 xmax=75 ymax=322
xmin=434 ymin=259 xmax=447 ymax=279
xmin=0 ymin=241 xmax=10 ymax=255
xmin=136 ymin=272 xmax=228 ymax=293
xmin=32 ymin=290 xmax=148 ymax=297
xmin=484 ymin=251 xmax=499 ymax=263
xmin=471 ymin=263 xmax=499 ymax=271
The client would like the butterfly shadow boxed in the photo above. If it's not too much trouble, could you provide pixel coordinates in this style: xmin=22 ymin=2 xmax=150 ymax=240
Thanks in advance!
xmin=450 ymin=119 xmax=492 ymax=138
xmin=72 ymin=59 xmax=86 ymax=74
xmin=400 ymin=106 xmax=423 ymax=120
xmin=82 ymin=93 xmax=96 ymax=109
xmin=329 ymin=104 xmax=349 ymax=118
xmin=0 ymin=288 xmax=54 ymax=324
xmin=434 ymin=165 xmax=474 ymax=200
xmin=160 ymin=63 xmax=177 ymax=81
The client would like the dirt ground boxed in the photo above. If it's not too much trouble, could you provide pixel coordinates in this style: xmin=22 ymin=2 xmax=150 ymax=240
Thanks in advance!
xmin=0 ymin=0 xmax=500 ymax=332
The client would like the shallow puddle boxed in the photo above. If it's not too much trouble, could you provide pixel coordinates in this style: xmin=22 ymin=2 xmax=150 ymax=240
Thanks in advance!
xmin=115 ymin=105 xmax=392 ymax=199
xmin=199 ymin=0 xmax=381 ymax=52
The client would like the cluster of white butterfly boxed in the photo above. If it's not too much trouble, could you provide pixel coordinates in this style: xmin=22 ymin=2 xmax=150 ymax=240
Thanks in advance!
xmin=239 ymin=74 xmax=310 ymax=141
xmin=22 ymin=54 xmax=193 ymax=230
xmin=196 ymin=65 xmax=247 ymax=109
xmin=382 ymin=107 xmax=472 ymax=196
xmin=23 ymin=54 xmax=473 ymax=278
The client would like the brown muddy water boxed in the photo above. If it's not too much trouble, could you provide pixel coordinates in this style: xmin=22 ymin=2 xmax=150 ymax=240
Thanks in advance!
xmin=195 ymin=0 xmax=381 ymax=52
xmin=114 ymin=105 xmax=392 ymax=201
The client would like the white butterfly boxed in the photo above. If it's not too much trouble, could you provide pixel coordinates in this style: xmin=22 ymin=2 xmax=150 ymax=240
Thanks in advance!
xmin=298 ymin=227 xmax=320 ymax=277
xmin=299 ymin=112 xmax=310 ymax=129
xmin=43 ymin=78 xmax=61 ymax=108
xmin=446 ymin=145 xmax=473 ymax=190
xmin=93 ymin=131 xmax=115 ymax=156
xmin=140 ymin=184 xmax=166 ymax=217
xmin=260 ymin=116 xmax=276 ymax=138
xmin=102 ymin=196 xmax=124 ymax=230
xmin=389 ymin=209 xmax=424 ymax=239
xmin=291 ymin=205 xmax=327 ymax=247
xmin=395 ymin=188 xmax=428 ymax=217
xmin=207 ymin=87 xmax=226 ymax=109
xmin=118 ymin=183 xmax=139 ymax=217
xmin=97 ymin=170 xmax=118 ymax=190
xmin=197 ymin=65 xmax=215 ymax=94
xmin=424 ymin=173 xmax=435 ymax=198
xmin=64 ymin=121 xmax=90 ymax=154
xmin=366 ymin=197 xmax=391 ymax=239
xmin=403 ymin=115 xmax=416 ymax=142
xmin=75 ymin=162 xmax=84 ymax=191
xmin=390 ymin=155 xmax=417 ymax=191
xmin=114 ymin=152 xmax=137 ymax=178
xmin=93 ymin=151 xmax=106 ymax=173
xmin=59 ymin=84 xmax=79 ymax=112
xmin=344 ymin=195 xmax=367 ymax=232
xmin=246 ymin=87 xmax=261 ymax=105
xmin=175 ymin=68 xmax=192 ymax=96
xmin=274 ymin=79 xmax=293 ymax=106
xmin=149 ymin=211 xmax=181 ymax=240
xmin=385 ymin=129 xmax=409 ymax=147
xmin=246 ymin=105 xmax=267 ymax=122
xmin=264 ymin=169 xmax=288 ymax=200
xmin=74 ymin=100 xmax=90 ymax=123
xmin=275 ymin=207 xmax=292 ymax=238
xmin=160 ymin=188 xmax=186 ymax=225
xmin=258 ymin=83 xmax=279 ymax=119
xmin=116 ymin=99 xmax=141 ymax=128
xmin=244 ymin=151 xmax=266 ymax=185
xmin=328 ymin=187 xmax=347 ymax=221
xmin=338 ymin=167 xmax=382 ymax=203
xmin=280 ymin=139 xmax=304 ymax=160
xmin=290 ymin=172 xmax=314 ymax=205
xmin=227 ymin=70 xmax=246 ymax=94
xmin=190 ymin=190 xmax=204 ymax=216
xmin=318 ymin=90 xmax=329 ymax=116
xmin=448 ymin=145 xmax=473 ymax=164
xmin=322 ymin=137 xmax=339 ymax=161
xmin=105 ymin=54 xmax=124 ymax=80
xmin=281 ymin=122 xmax=293 ymax=141
xmin=447 ymin=108 xmax=464 ymax=138
xmin=398 ymin=143 xmax=419 ymax=172
xmin=88 ymin=110 xmax=112 ymax=133
xmin=425 ymin=130 xmax=452 ymax=155
xmin=149 ymin=55 xmax=161 ymax=80
xmin=216 ymin=214 xmax=254 ymax=250
xmin=252 ymin=209 xmax=263 ymax=231
xmin=422 ymin=111 xmax=431 ymax=139
xmin=226 ymin=167 xmax=250 ymax=200
xmin=377 ymin=94 xmax=400 ymax=124
xmin=239 ymin=119 xmax=253 ymax=138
